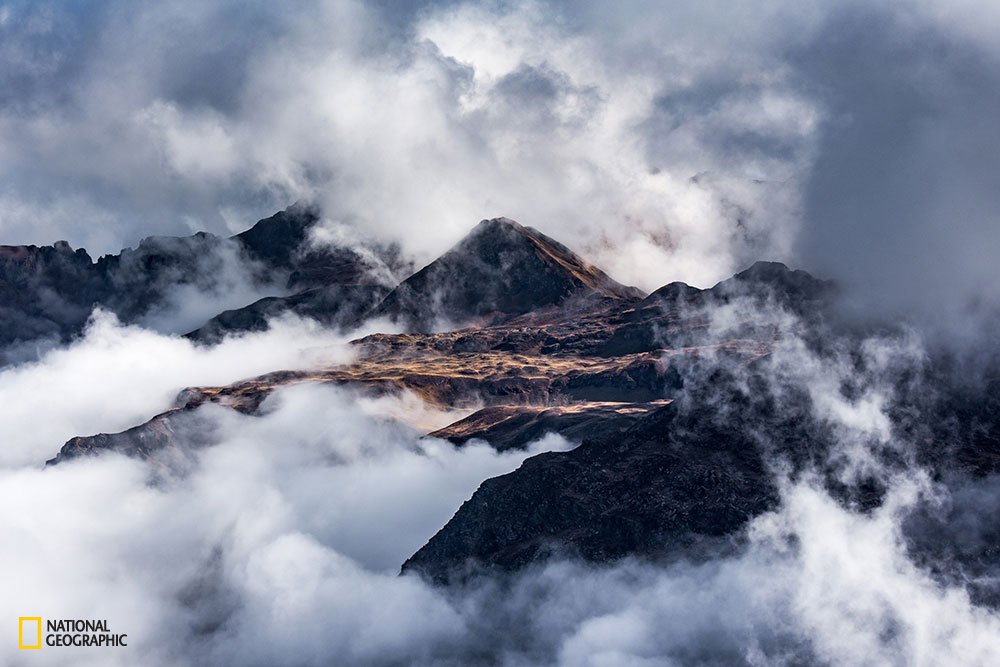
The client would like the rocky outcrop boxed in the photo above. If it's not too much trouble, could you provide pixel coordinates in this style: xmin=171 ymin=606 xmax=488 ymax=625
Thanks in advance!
xmin=25 ymin=211 xmax=1000 ymax=601
xmin=47 ymin=408 xmax=217 ymax=474
xmin=0 ymin=241 xmax=106 ymax=350
xmin=44 ymin=233 xmax=805 ymax=473
xmin=37 ymin=212 xmax=1000 ymax=596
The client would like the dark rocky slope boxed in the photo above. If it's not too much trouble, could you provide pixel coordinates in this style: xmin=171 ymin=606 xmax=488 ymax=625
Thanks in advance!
xmin=404 ymin=400 xmax=782 ymax=582
xmin=403 ymin=357 xmax=1000 ymax=584
xmin=401 ymin=359 xmax=826 ymax=582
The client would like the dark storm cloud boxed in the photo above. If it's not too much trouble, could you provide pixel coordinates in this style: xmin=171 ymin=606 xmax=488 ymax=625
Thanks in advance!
xmin=0 ymin=2 xmax=284 ymax=115
xmin=792 ymin=6 xmax=1000 ymax=334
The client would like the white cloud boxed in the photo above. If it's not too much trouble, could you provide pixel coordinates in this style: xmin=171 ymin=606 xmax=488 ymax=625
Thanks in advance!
xmin=0 ymin=311 xmax=356 ymax=468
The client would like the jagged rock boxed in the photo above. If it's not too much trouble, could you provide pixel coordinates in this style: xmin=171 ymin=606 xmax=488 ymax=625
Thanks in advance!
xmin=0 ymin=203 xmax=406 ymax=354
xmin=0 ymin=211 xmax=284 ymax=351
xmin=47 ymin=239 xmax=812 ymax=469
xmin=234 ymin=203 xmax=410 ymax=291
xmin=233 ymin=203 xmax=321 ymax=276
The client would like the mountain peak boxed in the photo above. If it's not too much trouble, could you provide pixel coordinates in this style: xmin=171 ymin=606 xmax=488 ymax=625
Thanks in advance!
xmin=233 ymin=202 xmax=321 ymax=270
xmin=470 ymin=217 xmax=643 ymax=298
xmin=472 ymin=217 xmax=535 ymax=238
xmin=477 ymin=216 xmax=521 ymax=229
xmin=375 ymin=217 xmax=644 ymax=330
xmin=731 ymin=260 xmax=795 ymax=283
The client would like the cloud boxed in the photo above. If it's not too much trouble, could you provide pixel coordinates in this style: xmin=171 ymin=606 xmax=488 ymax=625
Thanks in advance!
xmin=792 ymin=5 xmax=1000 ymax=336
xmin=0 ymin=321 xmax=578 ymax=665
xmin=0 ymin=310 xmax=356 ymax=468
xmin=4 ymin=394 xmax=1000 ymax=665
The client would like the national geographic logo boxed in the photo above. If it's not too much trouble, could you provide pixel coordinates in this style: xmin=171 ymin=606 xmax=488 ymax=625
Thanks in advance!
xmin=18 ymin=617 xmax=127 ymax=649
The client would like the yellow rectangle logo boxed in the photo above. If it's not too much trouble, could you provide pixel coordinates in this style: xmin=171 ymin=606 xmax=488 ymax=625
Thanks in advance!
xmin=19 ymin=617 xmax=42 ymax=650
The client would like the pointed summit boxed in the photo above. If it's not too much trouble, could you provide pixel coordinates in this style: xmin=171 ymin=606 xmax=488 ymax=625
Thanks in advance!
xmin=375 ymin=217 xmax=643 ymax=329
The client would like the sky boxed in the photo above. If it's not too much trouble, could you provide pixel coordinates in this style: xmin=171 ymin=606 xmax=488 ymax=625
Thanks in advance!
xmin=0 ymin=0 xmax=997 ymax=311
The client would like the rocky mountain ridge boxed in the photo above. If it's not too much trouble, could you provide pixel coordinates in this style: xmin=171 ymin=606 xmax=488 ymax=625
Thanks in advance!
xmin=18 ymin=208 xmax=1000 ymax=599
xmin=0 ymin=204 xmax=407 ymax=355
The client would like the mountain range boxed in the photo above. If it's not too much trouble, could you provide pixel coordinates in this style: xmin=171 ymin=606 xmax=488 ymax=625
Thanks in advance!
xmin=6 ymin=206 xmax=999 ymax=599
